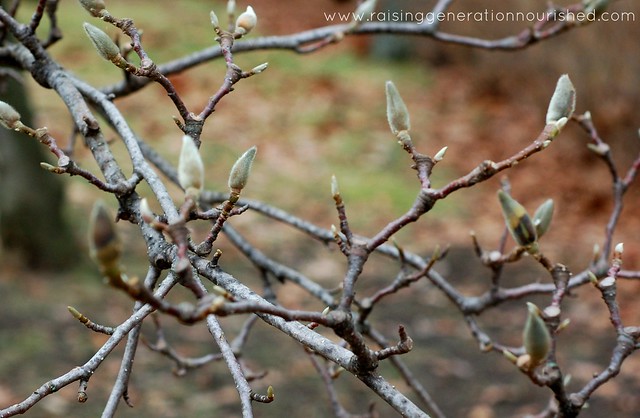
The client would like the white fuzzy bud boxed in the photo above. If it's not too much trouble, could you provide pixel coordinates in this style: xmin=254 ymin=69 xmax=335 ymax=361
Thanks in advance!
xmin=178 ymin=135 xmax=205 ymax=198
xmin=226 ymin=0 xmax=236 ymax=16
xmin=331 ymin=175 xmax=340 ymax=197
xmin=228 ymin=146 xmax=257 ymax=191
xmin=434 ymin=146 xmax=448 ymax=162
xmin=78 ymin=0 xmax=106 ymax=17
xmin=251 ymin=62 xmax=268 ymax=74
xmin=210 ymin=10 xmax=220 ymax=29
xmin=234 ymin=6 xmax=257 ymax=36
xmin=385 ymin=81 xmax=410 ymax=135
xmin=546 ymin=74 xmax=576 ymax=124
xmin=83 ymin=23 xmax=123 ymax=64
xmin=0 ymin=100 xmax=21 ymax=130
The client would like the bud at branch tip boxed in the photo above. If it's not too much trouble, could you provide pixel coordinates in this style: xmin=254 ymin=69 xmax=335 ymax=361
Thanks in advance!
xmin=523 ymin=302 xmax=551 ymax=367
xmin=385 ymin=81 xmax=410 ymax=136
xmin=234 ymin=6 xmax=257 ymax=36
xmin=331 ymin=175 xmax=340 ymax=197
xmin=210 ymin=10 xmax=219 ymax=29
xmin=78 ymin=0 xmax=106 ymax=17
xmin=497 ymin=190 xmax=537 ymax=247
xmin=178 ymin=135 xmax=205 ymax=199
xmin=83 ymin=22 xmax=122 ymax=63
xmin=434 ymin=146 xmax=448 ymax=162
xmin=228 ymin=146 xmax=257 ymax=191
xmin=0 ymin=100 xmax=21 ymax=130
xmin=546 ymin=74 xmax=576 ymax=125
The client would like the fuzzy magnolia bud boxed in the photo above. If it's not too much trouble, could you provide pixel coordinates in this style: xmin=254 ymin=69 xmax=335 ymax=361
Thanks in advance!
xmin=89 ymin=200 xmax=121 ymax=274
xmin=385 ymin=81 xmax=410 ymax=135
xmin=78 ymin=0 xmax=106 ymax=17
xmin=434 ymin=146 xmax=448 ymax=162
xmin=546 ymin=74 xmax=576 ymax=125
xmin=178 ymin=135 xmax=205 ymax=198
xmin=0 ymin=100 xmax=21 ymax=130
xmin=532 ymin=198 xmax=554 ymax=238
xmin=614 ymin=242 xmax=624 ymax=259
xmin=210 ymin=10 xmax=220 ymax=29
xmin=497 ymin=190 xmax=537 ymax=247
xmin=234 ymin=6 xmax=257 ymax=36
xmin=83 ymin=22 xmax=121 ymax=62
xmin=331 ymin=175 xmax=340 ymax=197
xmin=523 ymin=302 xmax=551 ymax=367
xmin=251 ymin=62 xmax=268 ymax=74
xmin=227 ymin=0 xmax=236 ymax=16
xmin=228 ymin=146 xmax=257 ymax=191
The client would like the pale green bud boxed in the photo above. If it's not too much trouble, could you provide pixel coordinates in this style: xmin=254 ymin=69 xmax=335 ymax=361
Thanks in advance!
xmin=78 ymin=0 xmax=106 ymax=17
xmin=83 ymin=22 xmax=121 ymax=62
xmin=385 ymin=81 xmax=410 ymax=135
xmin=546 ymin=74 xmax=576 ymax=124
xmin=532 ymin=199 xmax=554 ymax=238
xmin=178 ymin=135 xmax=205 ymax=198
xmin=0 ymin=100 xmax=21 ymax=130
xmin=210 ymin=11 xmax=220 ymax=29
xmin=228 ymin=146 xmax=257 ymax=191
xmin=434 ymin=146 xmax=448 ymax=162
xmin=614 ymin=242 xmax=624 ymax=259
xmin=251 ymin=62 xmax=268 ymax=74
xmin=234 ymin=6 xmax=257 ymax=36
xmin=331 ymin=175 xmax=340 ymax=197
xmin=523 ymin=302 xmax=551 ymax=367
xmin=497 ymin=190 xmax=537 ymax=247
xmin=227 ymin=0 xmax=236 ymax=16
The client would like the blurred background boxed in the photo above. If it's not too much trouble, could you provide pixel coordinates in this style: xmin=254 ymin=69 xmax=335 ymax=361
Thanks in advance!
xmin=0 ymin=0 xmax=639 ymax=416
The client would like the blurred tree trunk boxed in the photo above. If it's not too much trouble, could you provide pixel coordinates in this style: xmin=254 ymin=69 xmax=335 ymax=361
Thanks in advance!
xmin=0 ymin=75 xmax=79 ymax=269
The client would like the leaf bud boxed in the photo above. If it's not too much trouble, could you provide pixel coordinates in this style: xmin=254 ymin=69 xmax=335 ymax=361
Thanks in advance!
xmin=251 ymin=62 xmax=268 ymax=74
xmin=385 ymin=81 xmax=410 ymax=136
xmin=0 ymin=100 xmax=21 ymax=130
xmin=523 ymin=302 xmax=551 ymax=367
xmin=178 ymin=135 xmax=205 ymax=199
xmin=434 ymin=146 xmax=448 ymax=162
xmin=532 ymin=199 xmax=554 ymax=238
xmin=234 ymin=6 xmax=257 ymax=36
xmin=83 ymin=23 xmax=122 ymax=63
xmin=210 ymin=10 xmax=220 ymax=29
xmin=89 ymin=200 xmax=122 ymax=274
xmin=497 ymin=190 xmax=537 ymax=247
xmin=227 ymin=0 xmax=236 ymax=16
xmin=228 ymin=146 xmax=257 ymax=191
xmin=546 ymin=74 xmax=576 ymax=124
xmin=331 ymin=175 xmax=340 ymax=197
xmin=614 ymin=242 xmax=624 ymax=258
xmin=78 ymin=0 xmax=106 ymax=17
